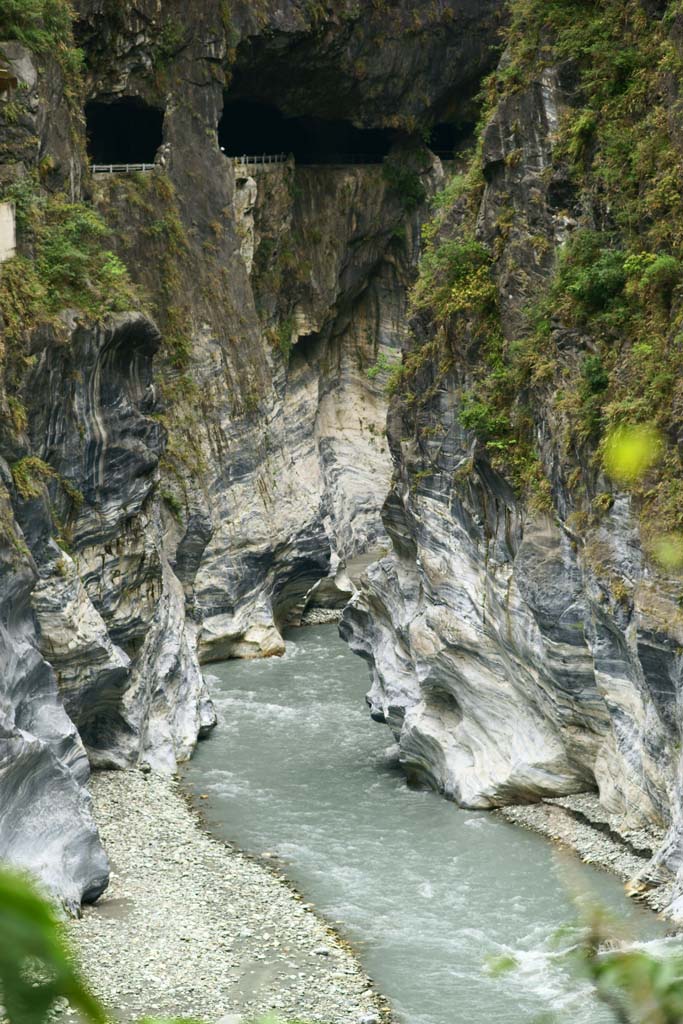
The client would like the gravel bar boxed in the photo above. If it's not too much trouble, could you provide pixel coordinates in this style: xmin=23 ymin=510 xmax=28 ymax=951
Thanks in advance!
xmin=66 ymin=771 xmax=390 ymax=1024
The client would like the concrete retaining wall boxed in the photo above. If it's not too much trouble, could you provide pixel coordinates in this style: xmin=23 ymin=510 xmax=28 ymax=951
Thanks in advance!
xmin=0 ymin=201 xmax=16 ymax=262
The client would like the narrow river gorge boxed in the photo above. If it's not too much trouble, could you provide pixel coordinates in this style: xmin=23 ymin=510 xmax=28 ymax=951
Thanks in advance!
xmin=7 ymin=4 xmax=683 ymax=1023
xmin=183 ymin=626 xmax=673 ymax=1024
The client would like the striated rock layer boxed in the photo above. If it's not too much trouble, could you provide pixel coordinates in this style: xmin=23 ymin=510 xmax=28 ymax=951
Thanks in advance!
xmin=342 ymin=11 xmax=683 ymax=918
xmin=0 ymin=1 xmax=502 ymax=905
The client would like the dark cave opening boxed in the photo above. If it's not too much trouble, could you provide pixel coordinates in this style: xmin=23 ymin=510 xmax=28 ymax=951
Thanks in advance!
xmin=85 ymin=98 xmax=164 ymax=165
xmin=219 ymin=98 xmax=397 ymax=164
xmin=291 ymin=331 xmax=321 ymax=361
xmin=429 ymin=121 xmax=476 ymax=159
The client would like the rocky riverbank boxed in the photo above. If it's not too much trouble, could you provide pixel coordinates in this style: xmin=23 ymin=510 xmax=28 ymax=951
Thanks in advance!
xmin=65 ymin=771 xmax=389 ymax=1024
xmin=497 ymin=794 xmax=675 ymax=919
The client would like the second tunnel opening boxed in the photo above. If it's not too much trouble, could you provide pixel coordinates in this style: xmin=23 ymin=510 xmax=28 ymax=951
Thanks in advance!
xmin=219 ymin=99 xmax=398 ymax=164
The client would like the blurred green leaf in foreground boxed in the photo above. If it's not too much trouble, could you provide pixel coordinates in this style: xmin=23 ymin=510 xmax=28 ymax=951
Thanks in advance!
xmin=584 ymin=911 xmax=683 ymax=1024
xmin=603 ymin=424 xmax=662 ymax=486
xmin=0 ymin=868 xmax=106 ymax=1024
xmin=0 ymin=868 xmax=299 ymax=1024
xmin=3 ymin=864 xmax=683 ymax=1024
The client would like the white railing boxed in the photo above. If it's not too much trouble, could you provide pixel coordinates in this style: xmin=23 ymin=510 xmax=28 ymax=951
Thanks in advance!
xmin=231 ymin=153 xmax=288 ymax=167
xmin=91 ymin=163 xmax=157 ymax=175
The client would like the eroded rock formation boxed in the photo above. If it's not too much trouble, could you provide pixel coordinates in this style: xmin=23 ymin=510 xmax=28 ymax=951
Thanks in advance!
xmin=0 ymin=0 xmax=502 ymax=905
xmin=342 ymin=6 xmax=683 ymax=917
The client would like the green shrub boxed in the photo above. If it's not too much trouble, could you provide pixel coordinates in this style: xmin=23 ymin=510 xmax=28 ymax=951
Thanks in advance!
xmin=0 ymin=182 xmax=140 ymax=357
xmin=0 ymin=0 xmax=73 ymax=53
xmin=556 ymin=232 xmax=627 ymax=316
xmin=566 ymin=108 xmax=597 ymax=165
xmin=581 ymin=355 xmax=609 ymax=397
xmin=459 ymin=393 xmax=511 ymax=441
xmin=429 ymin=172 xmax=468 ymax=213
xmin=35 ymin=197 xmax=133 ymax=313
xmin=412 ymin=238 xmax=496 ymax=322
xmin=0 ymin=0 xmax=84 ymax=97
xmin=160 ymin=487 xmax=183 ymax=520
xmin=10 ymin=457 xmax=57 ymax=500
xmin=625 ymin=252 xmax=681 ymax=307
xmin=7 ymin=396 xmax=28 ymax=433
xmin=382 ymin=160 xmax=427 ymax=213
xmin=578 ymin=354 xmax=609 ymax=438
xmin=153 ymin=19 xmax=185 ymax=71
xmin=276 ymin=317 xmax=294 ymax=362
xmin=385 ymin=362 xmax=406 ymax=395
xmin=366 ymin=351 xmax=399 ymax=381
xmin=0 ymin=256 xmax=48 ymax=353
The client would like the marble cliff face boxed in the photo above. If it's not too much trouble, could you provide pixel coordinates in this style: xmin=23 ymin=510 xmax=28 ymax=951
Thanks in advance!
xmin=342 ymin=6 xmax=683 ymax=918
xmin=0 ymin=1 xmax=502 ymax=904
xmin=8 ymin=0 xmax=683 ymax=923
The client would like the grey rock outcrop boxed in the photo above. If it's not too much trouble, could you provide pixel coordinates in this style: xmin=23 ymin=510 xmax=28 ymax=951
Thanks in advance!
xmin=0 ymin=0 xmax=504 ymax=906
xmin=0 ymin=478 xmax=109 ymax=911
xmin=18 ymin=311 xmax=211 ymax=773
xmin=341 ymin=47 xmax=683 ymax=916
xmin=195 ymin=161 xmax=434 ymax=661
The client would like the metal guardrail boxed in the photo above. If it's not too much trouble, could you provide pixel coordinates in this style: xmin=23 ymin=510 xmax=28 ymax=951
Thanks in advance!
xmin=92 ymin=151 xmax=452 ymax=178
xmin=92 ymin=163 xmax=157 ymax=175
xmin=231 ymin=153 xmax=288 ymax=166
xmin=231 ymin=153 xmax=386 ymax=168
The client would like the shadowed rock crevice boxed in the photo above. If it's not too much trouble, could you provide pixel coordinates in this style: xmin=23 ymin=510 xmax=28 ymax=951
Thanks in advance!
xmin=428 ymin=120 xmax=477 ymax=159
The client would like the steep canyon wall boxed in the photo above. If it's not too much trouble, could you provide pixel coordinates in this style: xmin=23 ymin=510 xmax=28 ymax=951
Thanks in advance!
xmin=0 ymin=0 xmax=502 ymax=904
xmin=342 ymin=1 xmax=683 ymax=917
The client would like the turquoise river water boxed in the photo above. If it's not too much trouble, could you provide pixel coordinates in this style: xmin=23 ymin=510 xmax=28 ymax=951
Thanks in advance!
xmin=183 ymin=624 xmax=677 ymax=1024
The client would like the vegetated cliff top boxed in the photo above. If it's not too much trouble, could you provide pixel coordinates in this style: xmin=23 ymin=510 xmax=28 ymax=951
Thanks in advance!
xmin=397 ymin=0 xmax=683 ymax=574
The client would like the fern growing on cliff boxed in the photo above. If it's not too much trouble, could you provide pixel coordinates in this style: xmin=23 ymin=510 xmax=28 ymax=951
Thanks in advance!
xmin=0 ymin=0 xmax=84 ymax=96
xmin=401 ymin=0 xmax=683 ymax=556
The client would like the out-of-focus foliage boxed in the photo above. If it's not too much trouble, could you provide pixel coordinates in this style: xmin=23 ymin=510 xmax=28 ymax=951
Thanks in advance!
xmin=650 ymin=534 xmax=683 ymax=571
xmin=487 ymin=896 xmax=683 ymax=1024
xmin=583 ymin=914 xmax=683 ymax=1024
xmin=0 ymin=869 xmax=313 ymax=1024
xmin=603 ymin=425 xmax=662 ymax=486
xmin=0 ymin=869 xmax=106 ymax=1024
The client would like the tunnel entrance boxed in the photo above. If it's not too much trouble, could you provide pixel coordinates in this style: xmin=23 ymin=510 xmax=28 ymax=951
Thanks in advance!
xmin=219 ymin=98 xmax=396 ymax=165
xmin=429 ymin=121 xmax=477 ymax=160
xmin=85 ymin=98 xmax=164 ymax=165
